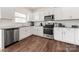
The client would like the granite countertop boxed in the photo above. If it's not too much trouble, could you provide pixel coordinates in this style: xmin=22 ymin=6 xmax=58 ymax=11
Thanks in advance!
xmin=0 ymin=23 xmax=44 ymax=29
xmin=0 ymin=23 xmax=30 ymax=29
xmin=0 ymin=26 xmax=23 ymax=29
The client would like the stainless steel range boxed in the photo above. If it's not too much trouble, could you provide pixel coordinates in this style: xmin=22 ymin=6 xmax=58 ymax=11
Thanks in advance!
xmin=43 ymin=15 xmax=54 ymax=39
xmin=43 ymin=23 xmax=54 ymax=39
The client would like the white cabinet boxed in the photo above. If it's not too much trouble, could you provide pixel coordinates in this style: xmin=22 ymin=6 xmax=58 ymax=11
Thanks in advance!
xmin=54 ymin=7 xmax=72 ymax=20
xmin=71 ymin=8 xmax=79 ymax=19
xmin=19 ymin=27 xmax=26 ymax=40
xmin=54 ymin=7 xmax=79 ymax=20
xmin=62 ymin=28 xmax=75 ymax=44
xmin=54 ymin=7 xmax=63 ymax=20
xmin=32 ymin=26 xmax=38 ymax=35
xmin=1 ymin=7 xmax=15 ymax=19
xmin=0 ymin=30 xmax=3 ymax=49
xmin=36 ymin=27 xmax=43 ymax=36
xmin=39 ymin=12 xmax=45 ymax=21
xmin=61 ymin=8 xmax=72 ymax=19
xmin=32 ymin=11 xmax=44 ymax=21
xmin=54 ymin=27 xmax=75 ymax=44
xmin=74 ymin=29 xmax=79 ymax=45
xmin=32 ymin=8 xmax=54 ymax=21
xmin=32 ymin=26 xmax=43 ymax=36
xmin=32 ymin=12 xmax=40 ymax=21
xmin=54 ymin=27 xmax=63 ymax=41
xmin=25 ymin=27 xmax=31 ymax=37
xmin=19 ymin=27 xmax=31 ymax=40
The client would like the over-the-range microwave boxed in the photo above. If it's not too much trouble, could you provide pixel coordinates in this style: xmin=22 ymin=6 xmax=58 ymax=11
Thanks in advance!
xmin=44 ymin=15 xmax=54 ymax=21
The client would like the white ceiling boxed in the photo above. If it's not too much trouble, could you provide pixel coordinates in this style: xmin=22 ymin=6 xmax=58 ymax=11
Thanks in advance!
xmin=15 ymin=7 xmax=42 ymax=11
xmin=15 ymin=7 xmax=54 ymax=12
xmin=24 ymin=7 xmax=44 ymax=10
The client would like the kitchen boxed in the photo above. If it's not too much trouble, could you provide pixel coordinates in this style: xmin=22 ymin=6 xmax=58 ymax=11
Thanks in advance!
xmin=0 ymin=7 xmax=79 ymax=52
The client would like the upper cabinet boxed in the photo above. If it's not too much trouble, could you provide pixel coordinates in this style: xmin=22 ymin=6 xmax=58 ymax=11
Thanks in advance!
xmin=71 ymin=7 xmax=79 ymax=19
xmin=54 ymin=7 xmax=63 ymax=20
xmin=32 ymin=8 xmax=54 ymax=21
xmin=54 ymin=7 xmax=79 ymax=20
xmin=54 ymin=7 xmax=72 ymax=20
xmin=1 ymin=7 xmax=15 ymax=20
xmin=32 ymin=10 xmax=45 ymax=21
xmin=61 ymin=7 xmax=72 ymax=20
xmin=32 ymin=12 xmax=40 ymax=21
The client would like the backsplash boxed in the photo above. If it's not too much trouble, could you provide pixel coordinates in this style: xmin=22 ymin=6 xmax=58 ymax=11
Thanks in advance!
xmin=54 ymin=20 xmax=79 ymax=27
xmin=0 ymin=19 xmax=30 ymax=27
xmin=34 ymin=20 xmax=79 ymax=27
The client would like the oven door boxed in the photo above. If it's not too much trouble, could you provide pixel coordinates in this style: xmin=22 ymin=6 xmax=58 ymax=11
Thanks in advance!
xmin=43 ymin=28 xmax=53 ymax=35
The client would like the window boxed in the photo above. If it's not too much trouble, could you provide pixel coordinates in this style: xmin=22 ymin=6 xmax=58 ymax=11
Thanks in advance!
xmin=15 ymin=12 xmax=26 ymax=23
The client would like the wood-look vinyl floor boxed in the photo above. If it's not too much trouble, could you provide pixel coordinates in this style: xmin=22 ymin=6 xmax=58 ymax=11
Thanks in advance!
xmin=4 ymin=35 xmax=79 ymax=52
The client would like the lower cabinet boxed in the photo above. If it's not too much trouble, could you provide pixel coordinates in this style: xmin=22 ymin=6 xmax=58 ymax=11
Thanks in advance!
xmin=19 ymin=27 xmax=31 ymax=40
xmin=0 ymin=30 xmax=3 ymax=48
xmin=74 ymin=29 xmax=79 ymax=45
xmin=32 ymin=27 xmax=38 ymax=35
xmin=36 ymin=27 xmax=43 ymax=36
xmin=62 ymin=28 xmax=75 ymax=44
xmin=19 ymin=27 xmax=26 ymax=40
xmin=54 ymin=27 xmax=63 ymax=41
xmin=54 ymin=27 xmax=75 ymax=45
xmin=19 ymin=26 xmax=43 ymax=40
xmin=32 ymin=27 xmax=43 ymax=37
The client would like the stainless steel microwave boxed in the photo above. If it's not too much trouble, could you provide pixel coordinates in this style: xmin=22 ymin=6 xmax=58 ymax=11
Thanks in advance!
xmin=44 ymin=15 xmax=54 ymax=21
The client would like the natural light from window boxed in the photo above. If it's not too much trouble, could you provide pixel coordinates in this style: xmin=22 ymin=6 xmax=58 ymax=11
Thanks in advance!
xmin=15 ymin=12 xmax=26 ymax=23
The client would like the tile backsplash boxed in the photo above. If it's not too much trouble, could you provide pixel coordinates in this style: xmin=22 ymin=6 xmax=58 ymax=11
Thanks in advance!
xmin=55 ymin=20 xmax=79 ymax=27
xmin=0 ymin=19 xmax=30 ymax=27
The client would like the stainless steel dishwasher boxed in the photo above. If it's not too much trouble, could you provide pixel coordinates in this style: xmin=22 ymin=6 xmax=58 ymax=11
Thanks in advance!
xmin=4 ymin=28 xmax=19 ymax=47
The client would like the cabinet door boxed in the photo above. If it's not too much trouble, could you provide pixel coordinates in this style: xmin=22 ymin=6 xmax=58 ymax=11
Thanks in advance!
xmin=32 ymin=27 xmax=43 ymax=36
xmin=74 ymin=29 xmax=79 ymax=45
xmin=33 ymin=12 xmax=39 ymax=21
xmin=0 ymin=30 xmax=3 ymax=48
xmin=30 ymin=27 xmax=34 ymax=35
xmin=32 ymin=27 xmax=38 ymax=35
xmin=19 ymin=27 xmax=31 ymax=40
xmin=71 ymin=7 xmax=79 ymax=19
xmin=19 ymin=27 xmax=26 ymax=40
xmin=54 ymin=7 xmax=72 ymax=20
xmin=26 ymin=27 xmax=31 ymax=37
xmin=62 ymin=7 xmax=72 ymax=19
xmin=54 ymin=27 xmax=63 ymax=41
xmin=63 ymin=28 xmax=75 ymax=44
xmin=37 ymin=27 xmax=43 ymax=36
xmin=39 ymin=12 xmax=44 ymax=21
xmin=24 ymin=27 xmax=30 ymax=37
xmin=1 ymin=7 xmax=15 ymax=19
xmin=54 ymin=7 xmax=63 ymax=20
